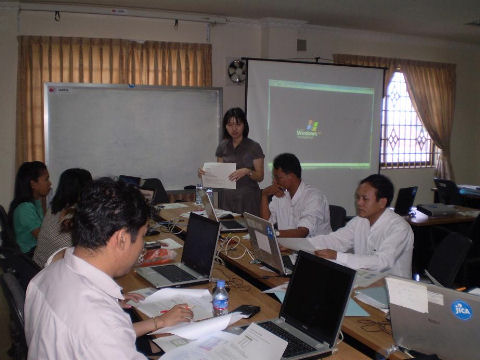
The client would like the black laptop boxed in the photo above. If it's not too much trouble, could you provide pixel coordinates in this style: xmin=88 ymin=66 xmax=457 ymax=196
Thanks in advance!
xmin=230 ymin=251 xmax=356 ymax=360
xmin=394 ymin=186 xmax=418 ymax=216
xmin=135 ymin=212 xmax=220 ymax=288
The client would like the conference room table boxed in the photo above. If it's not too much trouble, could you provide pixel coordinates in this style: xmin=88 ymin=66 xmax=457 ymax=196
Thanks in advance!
xmin=405 ymin=205 xmax=479 ymax=227
xmin=116 ymin=231 xmax=371 ymax=359
xmin=154 ymin=203 xmax=409 ymax=360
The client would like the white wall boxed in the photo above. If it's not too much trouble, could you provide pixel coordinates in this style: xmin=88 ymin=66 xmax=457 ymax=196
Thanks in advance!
xmin=1 ymin=5 xmax=479 ymax=211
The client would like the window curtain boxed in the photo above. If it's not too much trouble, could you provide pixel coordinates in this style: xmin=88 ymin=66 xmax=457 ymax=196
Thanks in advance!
xmin=16 ymin=36 xmax=212 ymax=165
xmin=333 ymin=54 xmax=456 ymax=179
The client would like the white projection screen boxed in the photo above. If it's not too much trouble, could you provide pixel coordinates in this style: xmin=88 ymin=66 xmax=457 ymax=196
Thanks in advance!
xmin=246 ymin=59 xmax=385 ymax=214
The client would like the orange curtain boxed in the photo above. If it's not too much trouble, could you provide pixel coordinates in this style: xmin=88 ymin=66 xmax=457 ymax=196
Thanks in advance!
xmin=16 ymin=36 xmax=212 ymax=164
xmin=333 ymin=54 xmax=456 ymax=179
xmin=401 ymin=61 xmax=456 ymax=179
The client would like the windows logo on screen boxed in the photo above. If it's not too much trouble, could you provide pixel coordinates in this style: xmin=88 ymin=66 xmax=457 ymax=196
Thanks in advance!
xmin=297 ymin=119 xmax=321 ymax=139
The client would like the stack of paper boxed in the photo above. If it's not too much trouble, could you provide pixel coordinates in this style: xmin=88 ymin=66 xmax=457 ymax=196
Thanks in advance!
xmin=354 ymin=286 xmax=389 ymax=313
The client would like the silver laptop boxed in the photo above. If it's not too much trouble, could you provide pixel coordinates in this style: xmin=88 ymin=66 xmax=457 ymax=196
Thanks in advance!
xmin=135 ymin=212 xmax=220 ymax=288
xmin=230 ymin=251 xmax=356 ymax=360
xmin=243 ymin=212 xmax=293 ymax=276
xmin=200 ymin=189 xmax=247 ymax=232
xmin=386 ymin=276 xmax=480 ymax=360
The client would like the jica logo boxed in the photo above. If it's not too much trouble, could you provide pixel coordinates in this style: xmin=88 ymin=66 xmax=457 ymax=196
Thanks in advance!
xmin=451 ymin=300 xmax=472 ymax=320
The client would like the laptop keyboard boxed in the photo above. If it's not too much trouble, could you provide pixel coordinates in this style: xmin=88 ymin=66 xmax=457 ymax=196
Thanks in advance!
xmin=152 ymin=265 xmax=196 ymax=282
xmin=258 ymin=321 xmax=317 ymax=358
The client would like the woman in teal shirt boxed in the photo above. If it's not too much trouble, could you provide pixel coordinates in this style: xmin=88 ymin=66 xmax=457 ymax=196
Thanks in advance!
xmin=8 ymin=161 xmax=51 ymax=255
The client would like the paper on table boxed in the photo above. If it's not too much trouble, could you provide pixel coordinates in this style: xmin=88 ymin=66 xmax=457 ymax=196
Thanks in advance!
xmin=354 ymin=286 xmax=389 ymax=313
xmin=153 ymin=313 xmax=245 ymax=339
xmin=133 ymin=288 xmax=213 ymax=321
xmin=345 ymin=298 xmax=370 ymax=317
xmin=202 ymin=162 xmax=237 ymax=189
xmin=159 ymin=331 xmax=237 ymax=359
xmin=162 ymin=202 xmax=188 ymax=209
xmin=278 ymin=237 xmax=317 ymax=253
xmin=354 ymin=269 xmax=386 ymax=289
xmin=385 ymin=277 xmax=428 ymax=313
xmin=263 ymin=282 xmax=289 ymax=294
xmin=153 ymin=237 xmax=183 ymax=250
xmin=210 ymin=323 xmax=288 ymax=360
xmin=263 ymin=283 xmax=289 ymax=303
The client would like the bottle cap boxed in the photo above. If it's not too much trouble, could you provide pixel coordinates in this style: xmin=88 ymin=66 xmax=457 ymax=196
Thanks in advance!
xmin=217 ymin=280 xmax=225 ymax=288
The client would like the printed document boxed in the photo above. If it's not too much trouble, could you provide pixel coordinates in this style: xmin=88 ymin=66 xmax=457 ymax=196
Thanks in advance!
xmin=202 ymin=162 xmax=237 ymax=189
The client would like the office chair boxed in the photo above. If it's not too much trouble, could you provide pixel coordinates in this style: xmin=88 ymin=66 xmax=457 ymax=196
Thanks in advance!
xmin=142 ymin=178 xmax=169 ymax=204
xmin=1 ymin=272 xmax=28 ymax=359
xmin=457 ymin=214 xmax=480 ymax=286
xmin=329 ymin=205 xmax=346 ymax=231
xmin=2 ymin=253 xmax=41 ymax=291
xmin=0 ymin=204 xmax=18 ymax=251
xmin=433 ymin=178 xmax=463 ymax=206
xmin=425 ymin=231 xmax=472 ymax=288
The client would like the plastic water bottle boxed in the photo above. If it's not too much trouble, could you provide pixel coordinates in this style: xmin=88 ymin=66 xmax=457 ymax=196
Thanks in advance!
xmin=206 ymin=188 xmax=214 ymax=205
xmin=212 ymin=280 xmax=229 ymax=316
xmin=195 ymin=183 xmax=203 ymax=205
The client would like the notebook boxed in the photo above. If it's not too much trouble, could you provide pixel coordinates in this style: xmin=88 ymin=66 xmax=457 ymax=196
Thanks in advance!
xmin=230 ymin=251 xmax=356 ymax=360
xmin=243 ymin=212 xmax=293 ymax=276
xmin=135 ymin=212 xmax=220 ymax=288
xmin=386 ymin=276 xmax=480 ymax=360
xmin=200 ymin=188 xmax=247 ymax=232
xmin=394 ymin=186 xmax=418 ymax=216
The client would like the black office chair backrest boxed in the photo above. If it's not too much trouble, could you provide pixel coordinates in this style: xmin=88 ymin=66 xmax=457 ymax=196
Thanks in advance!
xmin=2 ymin=253 xmax=41 ymax=291
xmin=329 ymin=205 xmax=346 ymax=232
xmin=1 ymin=272 xmax=28 ymax=358
xmin=427 ymin=232 xmax=472 ymax=288
xmin=0 ymin=204 xmax=18 ymax=251
xmin=468 ymin=214 xmax=480 ymax=257
xmin=142 ymin=178 xmax=169 ymax=205
xmin=1 ymin=272 xmax=26 ymax=327
xmin=434 ymin=178 xmax=463 ymax=205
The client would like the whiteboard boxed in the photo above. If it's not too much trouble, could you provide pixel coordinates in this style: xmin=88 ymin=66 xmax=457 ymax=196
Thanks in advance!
xmin=44 ymin=83 xmax=222 ymax=190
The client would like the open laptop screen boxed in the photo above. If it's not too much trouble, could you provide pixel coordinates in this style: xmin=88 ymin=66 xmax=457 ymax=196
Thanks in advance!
xmin=281 ymin=252 xmax=356 ymax=347
xmin=181 ymin=212 xmax=219 ymax=276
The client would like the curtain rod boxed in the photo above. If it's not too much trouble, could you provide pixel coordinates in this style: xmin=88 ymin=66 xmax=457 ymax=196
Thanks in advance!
xmin=19 ymin=3 xmax=227 ymax=24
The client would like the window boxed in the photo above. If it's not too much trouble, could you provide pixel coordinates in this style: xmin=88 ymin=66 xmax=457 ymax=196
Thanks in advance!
xmin=381 ymin=72 xmax=438 ymax=168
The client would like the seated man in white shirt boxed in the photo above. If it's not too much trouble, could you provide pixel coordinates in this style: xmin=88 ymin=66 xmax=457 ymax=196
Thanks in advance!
xmin=25 ymin=178 xmax=193 ymax=360
xmin=260 ymin=153 xmax=331 ymax=238
xmin=311 ymin=174 xmax=414 ymax=278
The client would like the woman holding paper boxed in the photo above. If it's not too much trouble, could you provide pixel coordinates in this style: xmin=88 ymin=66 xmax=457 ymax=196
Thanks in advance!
xmin=199 ymin=108 xmax=264 ymax=215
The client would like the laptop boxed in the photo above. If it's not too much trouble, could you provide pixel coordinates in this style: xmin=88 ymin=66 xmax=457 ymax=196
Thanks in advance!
xmin=386 ymin=276 xmax=480 ymax=360
xmin=200 ymin=189 xmax=247 ymax=232
xmin=394 ymin=186 xmax=418 ymax=216
xmin=243 ymin=212 xmax=294 ymax=276
xmin=416 ymin=203 xmax=457 ymax=216
xmin=135 ymin=212 xmax=220 ymax=288
xmin=231 ymin=251 xmax=356 ymax=360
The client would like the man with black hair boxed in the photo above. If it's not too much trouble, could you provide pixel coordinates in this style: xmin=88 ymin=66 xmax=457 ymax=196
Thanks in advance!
xmin=260 ymin=153 xmax=331 ymax=238
xmin=25 ymin=178 xmax=192 ymax=359
xmin=311 ymin=174 xmax=414 ymax=278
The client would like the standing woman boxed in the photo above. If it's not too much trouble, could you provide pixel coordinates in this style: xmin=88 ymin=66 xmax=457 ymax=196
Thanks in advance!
xmin=8 ymin=161 xmax=51 ymax=255
xmin=201 ymin=108 xmax=264 ymax=215
xmin=33 ymin=168 xmax=92 ymax=267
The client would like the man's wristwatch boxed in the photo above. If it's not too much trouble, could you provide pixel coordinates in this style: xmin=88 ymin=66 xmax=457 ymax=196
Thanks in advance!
xmin=275 ymin=230 xmax=280 ymax=237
